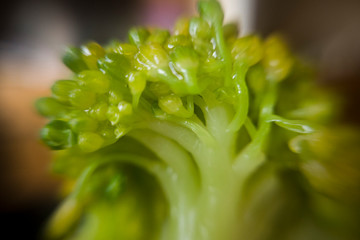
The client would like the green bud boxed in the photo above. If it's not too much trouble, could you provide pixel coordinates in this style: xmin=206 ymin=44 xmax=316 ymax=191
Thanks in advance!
xmin=117 ymin=101 xmax=133 ymax=116
xmin=40 ymin=120 xmax=75 ymax=150
xmin=199 ymin=57 xmax=223 ymax=77
xmin=189 ymin=17 xmax=211 ymax=40
xmin=263 ymin=34 xmax=294 ymax=81
xmin=170 ymin=46 xmax=200 ymax=93
xmin=173 ymin=17 xmax=190 ymax=36
xmin=77 ymin=70 xmax=110 ymax=94
xmin=89 ymin=101 xmax=108 ymax=121
xmin=128 ymin=27 xmax=150 ymax=46
xmin=192 ymin=38 xmax=214 ymax=58
xmin=113 ymin=43 xmax=138 ymax=57
xmin=165 ymin=35 xmax=192 ymax=51
xmin=128 ymin=71 xmax=146 ymax=107
xmin=149 ymin=82 xmax=172 ymax=97
xmin=108 ymin=88 xmax=124 ymax=105
xmin=106 ymin=101 xmax=132 ymax=125
xmin=98 ymin=53 xmax=131 ymax=81
xmin=81 ymin=42 xmax=105 ymax=70
xmin=68 ymin=114 xmax=98 ymax=133
xmin=158 ymin=94 xmax=191 ymax=117
xmin=136 ymin=44 xmax=169 ymax=71
xmin=35 ymin=97 xmax=70 ymax=117
xmin=171 ymin=46 xmax=199 ymax=71
xmin=51 ymin=80 xmax=79 ymax=103
xmin=159 ymin=94 xmax=183 ymax=115
xmin=128 ymin=71 xmax=146 ymax=95
xmin=198 ymin=58 xmax=224 ymax=90
xmin=62 ymin=47 xmax=88 ymax=73
xmin=147 ymin=29 xmax=170 ymax=45
xmin=78 ymin=132 xmax=104 ymax=152
xmin=106 ymin=105 xmax=120 ymax=125
xmin=198 ymin=0 xmax=224 ymax=26
xmin=231 ymin=35 xmax=263 ymax=67
xmin=69 ymin=89 xmax=96 ymax=109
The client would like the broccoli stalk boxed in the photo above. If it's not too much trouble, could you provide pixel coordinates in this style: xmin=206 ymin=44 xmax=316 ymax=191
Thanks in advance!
xmin=36 ymin=1 xmax=345 ymax=240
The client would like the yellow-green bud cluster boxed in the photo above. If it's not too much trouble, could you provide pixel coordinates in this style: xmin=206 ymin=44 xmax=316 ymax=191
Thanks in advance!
xmin=36 ymin=1 xmax=295 ymax=153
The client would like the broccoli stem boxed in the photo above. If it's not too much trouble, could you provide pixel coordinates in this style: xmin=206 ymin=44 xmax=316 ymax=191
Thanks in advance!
xmin=158 ymin=81 xmax=278 ymax=240
xmin=150 ymin=97 xmax=252 ymax=240
xmin=234 ymin=80 xmax=278 ymax=174
xmin=227 ymin=65 xmax=250 ymax=132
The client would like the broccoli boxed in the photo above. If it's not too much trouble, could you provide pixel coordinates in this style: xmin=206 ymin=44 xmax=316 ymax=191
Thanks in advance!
xmin=36 ymin=1 xmax=360 ymax=240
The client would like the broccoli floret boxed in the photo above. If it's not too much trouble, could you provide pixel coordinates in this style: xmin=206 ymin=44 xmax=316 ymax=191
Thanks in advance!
xmin=36 ymin=1 xmax=360 ymax=240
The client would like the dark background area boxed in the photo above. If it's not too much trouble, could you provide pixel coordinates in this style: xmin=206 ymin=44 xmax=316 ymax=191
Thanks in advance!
xmin=0 ymin=0 xmax=359 ymax=239
xmin=0 ymin=0 xmax=138 ymax=44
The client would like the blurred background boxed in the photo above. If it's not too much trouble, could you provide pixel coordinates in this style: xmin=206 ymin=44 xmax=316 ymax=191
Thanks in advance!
xmin=0 ymin=0 xmax=359 ymax=239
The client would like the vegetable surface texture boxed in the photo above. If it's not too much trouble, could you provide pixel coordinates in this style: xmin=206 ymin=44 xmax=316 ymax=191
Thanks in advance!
xmin=36 ymin=1 xmax=360 ymax=240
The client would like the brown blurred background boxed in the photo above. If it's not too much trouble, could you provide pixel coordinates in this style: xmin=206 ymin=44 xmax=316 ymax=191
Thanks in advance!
xmin=0 ymin=0 xmax=359 ymax=239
